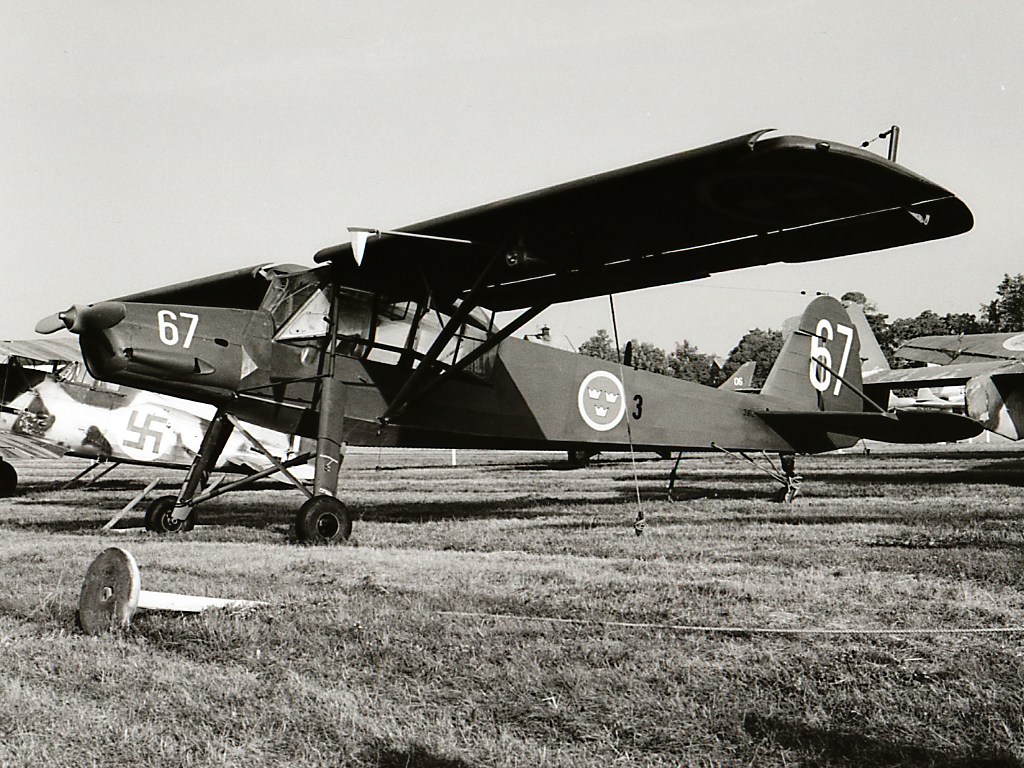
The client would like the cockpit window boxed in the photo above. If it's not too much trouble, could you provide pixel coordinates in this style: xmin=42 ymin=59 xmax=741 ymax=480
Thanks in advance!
xmin=261 ymin=272 xmax=322 ymax=332
xmin=262 ymin=272 xmax=496 ymax=379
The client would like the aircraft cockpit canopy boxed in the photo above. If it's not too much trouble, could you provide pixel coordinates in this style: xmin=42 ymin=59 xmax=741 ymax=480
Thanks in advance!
xmin=260 ymin=270 xmax=497 ymax=379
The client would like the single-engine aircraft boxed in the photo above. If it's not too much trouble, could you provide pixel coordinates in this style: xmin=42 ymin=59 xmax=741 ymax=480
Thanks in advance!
xmin=0 ymin=337 xmax=313 ymax=499
xmin=37 ymin=130 xmax=975 ymax=542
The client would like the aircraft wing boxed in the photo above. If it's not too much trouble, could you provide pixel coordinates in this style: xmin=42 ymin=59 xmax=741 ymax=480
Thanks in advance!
xmin=865 ymin=361 xmax=1024 ymax=389
xmin=312 ymin=130 xmax=973 ymax=311
xmin=0 ymin=431 xmax=68 ymax=460
xmin=0 ymin=338 xmax=83 ymax=365
xmin=896 ymin=333 xmax=1024 ymax=365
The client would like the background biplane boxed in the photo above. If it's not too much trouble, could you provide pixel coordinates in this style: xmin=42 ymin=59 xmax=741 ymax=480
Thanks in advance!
xmin=0 ymin=338 xmax=312 ymax=501
xmin=37 ymin=130 xmax=974 ymax=542
xmin=863 ymin=328 xmax=1024 ymax=441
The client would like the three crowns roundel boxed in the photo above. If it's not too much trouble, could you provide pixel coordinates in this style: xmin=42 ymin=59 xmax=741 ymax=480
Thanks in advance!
xmin=577 ymin=370 xmax=626 ymax=431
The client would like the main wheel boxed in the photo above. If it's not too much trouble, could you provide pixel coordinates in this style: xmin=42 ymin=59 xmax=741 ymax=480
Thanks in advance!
xmin=296 ymin=495 xmax=351 ymax=545
xmin=0 ymin=461 xmax=17 ymax=497
xmin=144 ymin=495 xmax=195 ymax=533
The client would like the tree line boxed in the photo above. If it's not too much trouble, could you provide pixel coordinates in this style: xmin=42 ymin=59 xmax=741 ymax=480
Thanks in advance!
xmin=578 ymin=273 xmax=1024 ymax=387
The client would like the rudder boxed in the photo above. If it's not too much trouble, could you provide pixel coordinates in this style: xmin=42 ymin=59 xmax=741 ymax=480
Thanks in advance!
xmin=761 ymin=296 xmax=863 ymax=412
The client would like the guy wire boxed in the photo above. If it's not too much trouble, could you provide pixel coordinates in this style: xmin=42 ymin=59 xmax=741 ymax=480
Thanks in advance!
xmin=608 ymin=294 xmax=646 ymax=535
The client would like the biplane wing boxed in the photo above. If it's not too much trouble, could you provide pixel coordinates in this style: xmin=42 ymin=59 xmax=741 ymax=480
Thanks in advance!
xmin=866 ymin=332 xmax=1024 ymax=441
xmin=865 ymin=360 xmax=1024 ymax=389
xmin=0 ymin=337 xmax=83 ymax=365
xmin=896 ymin=332 xmax=1024 ymax=366
xmin=312 ymin=130 xmax=972 ymax=310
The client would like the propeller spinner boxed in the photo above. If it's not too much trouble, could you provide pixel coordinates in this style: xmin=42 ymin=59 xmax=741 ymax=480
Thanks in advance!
xmin=35 ymin=303 xmax=126 ymax=335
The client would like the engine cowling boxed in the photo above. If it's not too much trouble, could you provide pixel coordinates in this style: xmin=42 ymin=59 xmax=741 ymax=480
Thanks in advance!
xmin=75 ymin=302 xmax=275 ymax=402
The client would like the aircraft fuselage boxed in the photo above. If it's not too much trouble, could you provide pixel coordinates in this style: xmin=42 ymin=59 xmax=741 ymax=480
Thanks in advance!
xmin=74 ymin=297 xmax=853 ymax=456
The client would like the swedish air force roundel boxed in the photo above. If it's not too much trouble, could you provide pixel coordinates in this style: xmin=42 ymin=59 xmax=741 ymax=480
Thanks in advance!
xmin=1003 ymin=334 xmax=1024 ymax=352
xmin=577 ymin=370 xmax=626 ymax=431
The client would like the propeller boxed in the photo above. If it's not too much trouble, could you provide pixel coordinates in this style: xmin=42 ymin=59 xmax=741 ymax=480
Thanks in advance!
xmin=35 ymin=303 xmax=126 ymax=335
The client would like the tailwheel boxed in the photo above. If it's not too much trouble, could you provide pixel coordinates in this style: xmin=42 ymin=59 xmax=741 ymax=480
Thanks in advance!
xmin=774 ymin=453 xmax=802 ymax=503
xmin=0 ymin=461 xmax=17 ymax=497
xmin=296 ymin=495 xmax=351 ymax=545
xmin=144 ymin=495 xmax=196 ymax=533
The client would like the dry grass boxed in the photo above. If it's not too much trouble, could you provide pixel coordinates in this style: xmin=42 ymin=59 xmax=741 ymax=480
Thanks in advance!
xmin=1 ymin=447 xmax=1023 ymax=766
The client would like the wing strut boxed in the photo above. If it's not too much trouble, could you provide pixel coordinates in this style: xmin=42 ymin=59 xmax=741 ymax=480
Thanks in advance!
xmin=375 ymin=248 xmax=504 ymax=424
xmin=380 ymin=301 xmax=551 ymax=424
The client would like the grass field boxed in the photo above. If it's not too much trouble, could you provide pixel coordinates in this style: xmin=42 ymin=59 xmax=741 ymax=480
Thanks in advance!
xmin=1 ymin=446 xmax=1023 ymax=767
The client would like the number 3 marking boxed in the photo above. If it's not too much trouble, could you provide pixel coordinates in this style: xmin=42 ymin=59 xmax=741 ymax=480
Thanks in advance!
xmin=632 ymin=394 xmax=643 ymax=420
xmin=157 ymin=310 xmax=200 ymax=349
xmin=809 ymin=319 xmax=853 ymax=395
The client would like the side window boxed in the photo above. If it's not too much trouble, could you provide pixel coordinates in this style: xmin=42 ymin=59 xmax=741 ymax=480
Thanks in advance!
xmin=333 ymin=290 xmax=375 ymax=357
xmin=367 ymin=301 xmax=414 ymax=365
xmin=274 ymin=289 xmax=332 ymax=341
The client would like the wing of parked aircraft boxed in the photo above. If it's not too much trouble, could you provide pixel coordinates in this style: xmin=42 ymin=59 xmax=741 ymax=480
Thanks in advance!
xmin=314 ymin=130 xmax=972 ymax=310
xmin=0 ymin=339 xmax=312 ymax=495
xmin=896 ymin=332 xmax=1024 ymax=366
xmin=853 ymin=321 xmax=1024 ymax=441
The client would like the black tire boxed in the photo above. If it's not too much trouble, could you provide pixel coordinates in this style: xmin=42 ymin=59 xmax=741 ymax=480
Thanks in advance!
xmin=0 ymin=461 xmax=17 ymax=497
xmin=144 ymin=495 xmax=195 ymax=533
xmin=296 ymin=495 xmax=351 ymax=545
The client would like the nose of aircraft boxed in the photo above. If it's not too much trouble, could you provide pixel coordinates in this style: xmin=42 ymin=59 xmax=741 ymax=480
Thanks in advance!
xmin=35 ymin=302 xmax=127 ymax=335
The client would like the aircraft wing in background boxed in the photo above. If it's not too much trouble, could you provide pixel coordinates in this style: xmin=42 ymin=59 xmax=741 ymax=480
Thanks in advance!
xmin=896 ymin=332 xmax=1024 ymax=366
xmin=0 ymin=339 xmax=312 ymax=494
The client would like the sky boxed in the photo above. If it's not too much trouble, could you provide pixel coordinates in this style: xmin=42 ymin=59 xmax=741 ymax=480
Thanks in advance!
xmin=3 ymin=1 xmax=1022 ymax=357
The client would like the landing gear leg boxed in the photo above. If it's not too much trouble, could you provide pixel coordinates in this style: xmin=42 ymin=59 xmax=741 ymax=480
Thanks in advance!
xmin=296 ymin=371 xmax=351 ymax=545
xmin=144 ymin=410 xmax=233 ymax=533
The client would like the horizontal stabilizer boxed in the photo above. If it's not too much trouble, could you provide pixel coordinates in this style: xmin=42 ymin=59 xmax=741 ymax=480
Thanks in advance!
xmin=758 ymin=408 xmax=982 ymax=443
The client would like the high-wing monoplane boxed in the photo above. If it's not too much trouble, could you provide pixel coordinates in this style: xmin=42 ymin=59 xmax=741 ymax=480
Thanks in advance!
xmin=37 ymin=130 xmax=974 ymax=542
xmin=0 ymin=338 xmax=312 ymax=500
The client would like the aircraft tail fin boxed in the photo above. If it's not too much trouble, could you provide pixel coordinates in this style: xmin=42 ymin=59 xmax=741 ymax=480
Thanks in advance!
xmin=843 ymin=302 xmax=890 ymax=376
xmin=760 ymin=296 xmax=864 ymax=413
xmin=757 ymin=295 xmax=985 ymax=444
xmin=718 ymin=360 xmax=757 ymax=391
